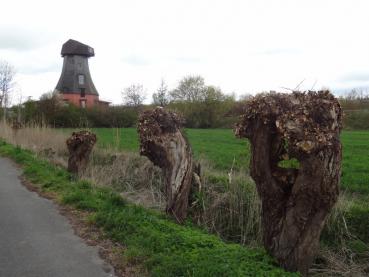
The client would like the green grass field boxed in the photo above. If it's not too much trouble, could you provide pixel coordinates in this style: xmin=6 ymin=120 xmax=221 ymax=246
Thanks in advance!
xmin=340 ymin=131 xmax=369 ymax=193
xmin=94 ymin=128 xmax=250 ymax=170
xmin=92 ymin=128 xmax=369 ymax=194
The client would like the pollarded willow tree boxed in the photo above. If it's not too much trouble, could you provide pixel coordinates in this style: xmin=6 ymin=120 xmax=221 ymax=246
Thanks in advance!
xmin=11 ymin=121 xmax=22 ymax=135
xmin=66 ymin=130 xmax=97 ymax=175
xmin=138 ymin=107 xmax=194 ymax=223
xmin=234 ymin=90 xmax=342 ymax=275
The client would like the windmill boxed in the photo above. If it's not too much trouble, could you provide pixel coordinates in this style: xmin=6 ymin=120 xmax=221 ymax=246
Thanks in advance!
xmin=55 ymin=39 xmax=109 ymax=108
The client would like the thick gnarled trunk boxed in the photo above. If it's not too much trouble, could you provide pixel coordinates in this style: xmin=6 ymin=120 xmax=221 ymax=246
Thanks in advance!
xmin=66 ymin=131 xmax=97 ymax=175
xmin=235 ymin=91 xmax=342 ymax=275
xmin=11 ymin=121 xmax=22 ymax=137
xmin=248 ymin=122 xmax=341 ymax=274
xmin=138 ymin=107 xmax=193 ymax=223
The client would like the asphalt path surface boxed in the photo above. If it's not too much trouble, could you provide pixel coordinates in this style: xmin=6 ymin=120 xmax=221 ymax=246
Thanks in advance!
xmin=0 ymin=157 xmax=115 ymax=277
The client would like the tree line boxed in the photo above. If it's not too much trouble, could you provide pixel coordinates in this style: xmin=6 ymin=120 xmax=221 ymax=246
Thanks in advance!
xmin=6 ymin=75 xmax=239 ymax=128
xmin=1 ymin=59 xmax=369 ymax=129
xmin=338 ymin=89 xmax=369 ymax=129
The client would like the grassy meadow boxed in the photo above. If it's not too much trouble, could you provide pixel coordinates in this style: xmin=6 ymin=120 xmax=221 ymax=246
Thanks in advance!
xmin=93 ymin=128 xmax=369 ymax=194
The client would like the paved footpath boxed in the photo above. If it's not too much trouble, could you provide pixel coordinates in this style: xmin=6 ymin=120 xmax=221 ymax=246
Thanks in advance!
xmin=0 ymin=157 xmax=115 ymax=277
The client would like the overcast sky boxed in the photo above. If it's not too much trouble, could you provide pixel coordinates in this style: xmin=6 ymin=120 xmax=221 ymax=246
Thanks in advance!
xmin=1 ymin=0 xmax=369 ymax=104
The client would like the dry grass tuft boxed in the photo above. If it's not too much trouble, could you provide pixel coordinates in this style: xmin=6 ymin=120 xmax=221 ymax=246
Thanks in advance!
xmin=0 ymin=121 xmax=69 ymax=166
xmin=310 ymin=193 xmax=369 ymax=276
xmin=311 ymin=246 xmax=369 ymax=276
xmin=82 ymin=149 xmax=166 ymax=210
xmin=190 ymin=162 xmax=262 ymax=245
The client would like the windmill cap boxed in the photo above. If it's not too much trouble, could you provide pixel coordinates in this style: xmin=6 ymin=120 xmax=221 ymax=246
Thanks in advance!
xmin=61 ymin=39 xmax=94 ymax=57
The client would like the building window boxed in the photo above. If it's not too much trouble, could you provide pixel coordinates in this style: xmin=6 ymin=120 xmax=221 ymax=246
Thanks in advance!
xmin=78 ymin=74 xmax=85 ymax=85
xmin=80 ymin=88 xmax=86 ymax=98
xmin=80 ymin=100 xmax=86 ymax=108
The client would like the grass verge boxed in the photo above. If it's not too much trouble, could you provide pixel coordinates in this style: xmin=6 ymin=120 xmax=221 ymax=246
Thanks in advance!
xmin=0 ymin=140 xmax=297 ymax=277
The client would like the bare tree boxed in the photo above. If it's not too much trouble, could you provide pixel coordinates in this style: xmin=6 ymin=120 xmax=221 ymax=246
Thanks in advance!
xmin=152 ymin=79 xmax=169 ymax=106
xmin=170 ymin=75 xmax=207 ymax=102
xmin=238 ymin=93 xmax=253 ymax=101
xmin=344 ymin=88 xmax=369 ymax=101
xmin=235 ymin=91 xmax=342 ymax=275
xmin=0 ymin=60 xmax=15 ymax=121
xmin=122 ymin=83 xmax=146 ymax=107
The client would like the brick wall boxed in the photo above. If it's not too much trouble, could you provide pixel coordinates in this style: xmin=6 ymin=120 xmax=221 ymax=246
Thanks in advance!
xmin=62 ymin=93 xmax=100 ymax=108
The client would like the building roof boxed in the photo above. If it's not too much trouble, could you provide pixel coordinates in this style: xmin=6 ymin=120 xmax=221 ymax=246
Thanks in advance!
xmin=61 ymin=39 xmax=95 ymax=57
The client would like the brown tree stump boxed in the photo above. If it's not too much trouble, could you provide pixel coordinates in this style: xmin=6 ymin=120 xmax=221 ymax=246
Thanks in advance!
xmin=138 ymin=107 xmax=193 ymax=223
xmin=234 ymin=91 xmax=342 ymax=275
xmin=11 ymin=121 xmax=22 ymax=136
xmin=66 ymin=130 xmax=97 ymax=175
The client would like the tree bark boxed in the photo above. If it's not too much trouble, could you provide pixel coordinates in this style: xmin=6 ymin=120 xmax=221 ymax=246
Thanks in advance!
xmin=235 ymin=91 xmax=342 ymax=275
xmin=66 ymin=131 xmax=97 ymax=175
xmin=11 ymin=121 xmax=22 ymax=137
xmin=138 ymin=107 xmax=193 ymax=223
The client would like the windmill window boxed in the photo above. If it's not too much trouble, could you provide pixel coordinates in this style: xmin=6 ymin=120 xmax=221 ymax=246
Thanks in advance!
xmin=80 ymin=88 xmax=86 ymax=98
xmin=78 ymin=74 xmax=85 ymax=85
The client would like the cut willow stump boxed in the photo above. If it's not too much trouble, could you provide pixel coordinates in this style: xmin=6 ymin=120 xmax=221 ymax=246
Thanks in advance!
xmin=11 ymin=121 xmax=22 ymax=146
xmin=138 ymin=107 xmax=193 ymax=223
xmin=66 ymin=130 xmax=97 ymax=175
xmin=235 ymin=90 xmax=342 ymax=275
xmin=11 ymin=121 xmax=22 ymax=135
